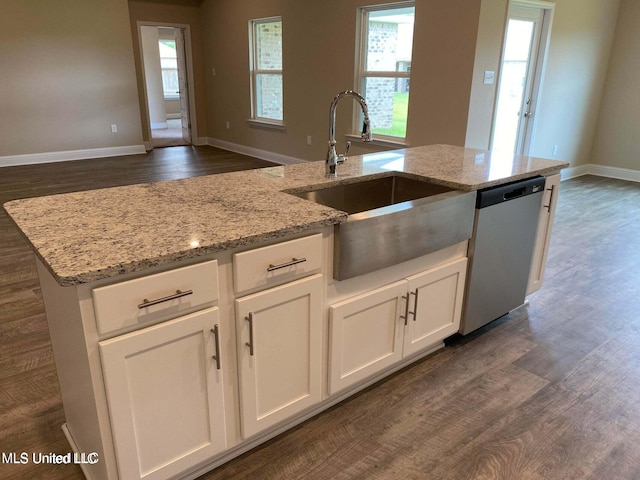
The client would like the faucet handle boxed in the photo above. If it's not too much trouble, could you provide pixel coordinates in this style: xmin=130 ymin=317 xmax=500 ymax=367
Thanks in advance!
xmin=338 ymin=141 xmax=351 ymax=165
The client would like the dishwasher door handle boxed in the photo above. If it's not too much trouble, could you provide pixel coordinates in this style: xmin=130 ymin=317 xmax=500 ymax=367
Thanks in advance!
xmin=503 ymin=187 xmax=526 ymax=200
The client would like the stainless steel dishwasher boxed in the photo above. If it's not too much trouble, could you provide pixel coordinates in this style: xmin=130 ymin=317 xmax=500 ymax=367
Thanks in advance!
xmin=460 ymin=176 xmax=545 ymax=335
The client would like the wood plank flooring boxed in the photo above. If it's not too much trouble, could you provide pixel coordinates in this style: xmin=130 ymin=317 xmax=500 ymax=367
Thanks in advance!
xmin=0 ymin=146 xmax=275 ymax=480
xmin=1 ymin=151 xmax=640 ymax=479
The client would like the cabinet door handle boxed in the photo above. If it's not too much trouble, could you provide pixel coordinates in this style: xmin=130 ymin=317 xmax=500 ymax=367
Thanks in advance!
xmin=245 ymin=313 xmax=255 ymax=356
xmin=400 ymin=294 xmax=410 ymax=326
xmin=267 ymin=257 xmax=307 ymax=272
xmin=211 ymin=325 xmax=221 ymax=370
xmin=544 ymin=185 xmax=555 ymax=212
xmin=409 ymin=289 xmax=419 ymax=321
xmin=138 ymin=289 xmax=193 ymax=309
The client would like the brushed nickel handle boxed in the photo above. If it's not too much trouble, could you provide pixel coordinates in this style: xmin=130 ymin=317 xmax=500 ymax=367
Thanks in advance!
xmin=211 ymin=325 xmax=221 ymax=370
xmin=267 ymin=257 xmax=307 ymax=272
xmin=138 ymin=289 xmax=193 ymax=309
xmin=400 ymin=294 xmax=410 ymax=326
xmin=245 ymin=313 xmax=254 ymax=356
xmin=544 ymin=185 xmax=555 ymax=212
xmin=409 ymin=289 xmax=419 ymax=321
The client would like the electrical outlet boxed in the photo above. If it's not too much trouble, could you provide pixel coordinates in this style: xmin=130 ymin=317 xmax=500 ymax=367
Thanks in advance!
xmin=307 ymin=135 xmax=312 ymax=146
xmin=475 ymin=153 xmax=485 ymax=165
xmin=111 ymin=124 xmax=117 ymax=133
xmin=226 ymin=121 xmax=230 ymax=130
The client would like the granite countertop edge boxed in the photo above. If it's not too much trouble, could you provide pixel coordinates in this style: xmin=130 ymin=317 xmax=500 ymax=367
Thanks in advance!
xmin=3 ymin=145 xmax=570 ymax=286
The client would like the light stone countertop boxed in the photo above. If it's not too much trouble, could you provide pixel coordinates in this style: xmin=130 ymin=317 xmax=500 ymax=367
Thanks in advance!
xmin=4 ymin=145 xmax=569 ymax=286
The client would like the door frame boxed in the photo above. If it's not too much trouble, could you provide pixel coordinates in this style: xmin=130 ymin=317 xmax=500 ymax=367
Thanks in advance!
xmin=490 ymin=0 xmax=555 ymax=156
xmin=135 ymin=21 xmax=198 ymax=150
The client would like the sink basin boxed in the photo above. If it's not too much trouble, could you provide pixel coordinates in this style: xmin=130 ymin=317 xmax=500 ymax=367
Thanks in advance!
xmin=289 ymin=175 xmax=454 ymax=215
xmin=288 ymin=174 xmax=476 ymax=280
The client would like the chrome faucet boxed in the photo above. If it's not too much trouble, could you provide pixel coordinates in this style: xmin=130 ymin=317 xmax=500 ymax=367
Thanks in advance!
xmin=326 ymin=90 xmax=373 ymax=177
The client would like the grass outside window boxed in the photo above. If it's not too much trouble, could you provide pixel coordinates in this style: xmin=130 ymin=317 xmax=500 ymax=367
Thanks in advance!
xmin=372 ymin=93 xmax=409 ymax=138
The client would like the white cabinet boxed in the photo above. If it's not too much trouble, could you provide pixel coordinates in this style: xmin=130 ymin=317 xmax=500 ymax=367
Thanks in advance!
xmin=235 ymin=274 xmax=323 ymax=438
xmin=404 ymin=259 xmax=467 ymax=356
xmin=92 ymin=260 xmax=218 ymax=337
xmin=328 ymin=257 xmax=467 ymax=394
xmin=328 ymin=281 xmax=406 ymax=394
xmin=528 ymin=174 xmax=561 ymax=294
xmin=99 ymin=308 xmax=227 ymax=480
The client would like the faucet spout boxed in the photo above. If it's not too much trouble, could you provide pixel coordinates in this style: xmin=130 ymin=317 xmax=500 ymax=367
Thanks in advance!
xmin=326 ymin=90 xmax=372 ymax=177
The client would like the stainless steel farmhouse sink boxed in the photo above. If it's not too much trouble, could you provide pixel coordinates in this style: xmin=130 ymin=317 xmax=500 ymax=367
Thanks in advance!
xmin=288 ymin=174 xmax=476 ymax=280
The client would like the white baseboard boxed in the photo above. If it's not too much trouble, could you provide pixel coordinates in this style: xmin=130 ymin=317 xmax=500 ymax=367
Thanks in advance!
xmin=560 ymin=164 xmax=591 ymax=181
xmin=151 ymin=122 xmax=169 ymax=130
xmin=587 ymin=164 xmax=640 ymax=183
xmin=0 ymin=145 xmax=147 ymax=168
xmin=166 ymin=113 xmax=181 ymax=120
xmin=561 ymin=163 xmax=640 ymax=183
xmin=207 ymin=137 xmax=306 ymax=165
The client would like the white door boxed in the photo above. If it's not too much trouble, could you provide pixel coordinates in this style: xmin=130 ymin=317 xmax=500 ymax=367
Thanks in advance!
xmin=175 ymin=28 xmax=191 ymax=143
xmin=99 ymin=308 xmax=226 ymax=480
xmin=403 ymin=258 xmax=467 ymax=357
xmin=491 ymin=3 xmax=553 ymax=155
xmin=328 ymin=280 xmax=406 ymax=394
xmin=235 ymin=274 xmax=323 ymax=438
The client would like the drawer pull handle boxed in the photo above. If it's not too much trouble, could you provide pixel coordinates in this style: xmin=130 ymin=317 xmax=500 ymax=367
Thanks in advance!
xmin=138 ymin=289 xmax=193 ymax=309
xmin=400 ymin=294 xmax=410 ymax=326
xmin=245 ymin=313 xmax=255 ymax=356
xmin=544 ymin=185 xmax=555 ymax=212
xmin=211 ymin=325 xmax=221 ymax=370
xmin=409 ymin=289 xmax=419 ymax=321
xmin=267 ymin=257 xmax=307 ymax=272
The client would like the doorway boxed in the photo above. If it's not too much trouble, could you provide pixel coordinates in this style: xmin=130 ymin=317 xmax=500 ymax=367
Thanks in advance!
xmin=138 ymin=23 xmax=195 ymax=148
xmin=490 ymin=2 xmax=554 ymax=155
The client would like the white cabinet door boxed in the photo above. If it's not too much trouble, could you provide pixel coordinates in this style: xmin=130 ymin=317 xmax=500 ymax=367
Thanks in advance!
xmin=99 ymin=308 xmax=226 ymax=480
xmin=404 ymin=258 xmax=467 ymax=357
xmin=528 ymin=174 xmax=561 ymax=294
xmin=235 ymin=274 xmax=323 ymax=438
xmin=328 ymin=281 xmax=406 ymax=395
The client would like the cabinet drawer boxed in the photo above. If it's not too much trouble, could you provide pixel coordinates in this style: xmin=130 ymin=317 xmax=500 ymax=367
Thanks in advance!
xmin=93 ymin=260 xmax=218 ymax=336
xmin=233 ymin=234 xmax=322 ymax=294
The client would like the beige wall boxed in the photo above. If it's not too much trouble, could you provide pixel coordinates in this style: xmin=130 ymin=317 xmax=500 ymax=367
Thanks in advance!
xmin=141 ymin=26 xmax=167 ymax=128
xmin=0 ymin=0 xmax=143 ymax=157
xmin=590 ymin=0 xmax=640 ymax=171
xmin=465 ymin=0 xmax=620 ymax=169
xmin=2 ymin=0 xmax=633 ymax=173
xmin=529 ymin=0 xmax=619 ymax=167
xmin=128 ymin=0 xmax=208 ymax=143
xmin=465 ymin=0 xmax=508 ymax=150
xmin=200 ymin=0 xmax=481 ymax=161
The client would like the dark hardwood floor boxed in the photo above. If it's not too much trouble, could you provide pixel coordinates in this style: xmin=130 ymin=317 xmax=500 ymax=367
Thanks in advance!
xmin=1 ymin=149 xmax=639 ymax=479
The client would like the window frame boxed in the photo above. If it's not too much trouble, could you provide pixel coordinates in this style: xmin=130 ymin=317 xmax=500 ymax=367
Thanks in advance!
xmin=355 ymin=1 xmax=415 ymax=142
xmin=249 ymin=16 xmax=284 ymax=125
xmin=159 ymin=39 xmax=179 ymax=100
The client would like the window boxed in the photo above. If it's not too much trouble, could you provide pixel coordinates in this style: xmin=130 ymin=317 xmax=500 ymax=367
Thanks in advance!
xmin=249 ymin=17 xmax=283 ymax=123
xmin=357 ymin=3 xmax=415 ymax=139
xmin=159 ymin=39 xmax=179 ymax=98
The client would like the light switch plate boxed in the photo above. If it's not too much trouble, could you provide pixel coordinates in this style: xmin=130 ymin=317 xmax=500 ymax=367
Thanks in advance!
xmin=483 ymin=71 xmax=495 ymax=85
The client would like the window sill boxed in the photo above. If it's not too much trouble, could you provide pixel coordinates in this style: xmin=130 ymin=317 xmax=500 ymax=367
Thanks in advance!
xmin=345 ymin=134 xmax=408 ymax=149
xmin=246 ymin=119 xmax=286 ymax=130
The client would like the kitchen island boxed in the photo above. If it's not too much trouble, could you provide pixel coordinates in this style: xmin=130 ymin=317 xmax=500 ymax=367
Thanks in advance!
xmin=4 ymin=145 xmax=568 ymax=480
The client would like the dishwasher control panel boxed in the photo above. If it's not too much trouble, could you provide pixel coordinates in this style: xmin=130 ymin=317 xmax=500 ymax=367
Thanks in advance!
xmin=476 ymin=176 xmax=545 ymax=208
